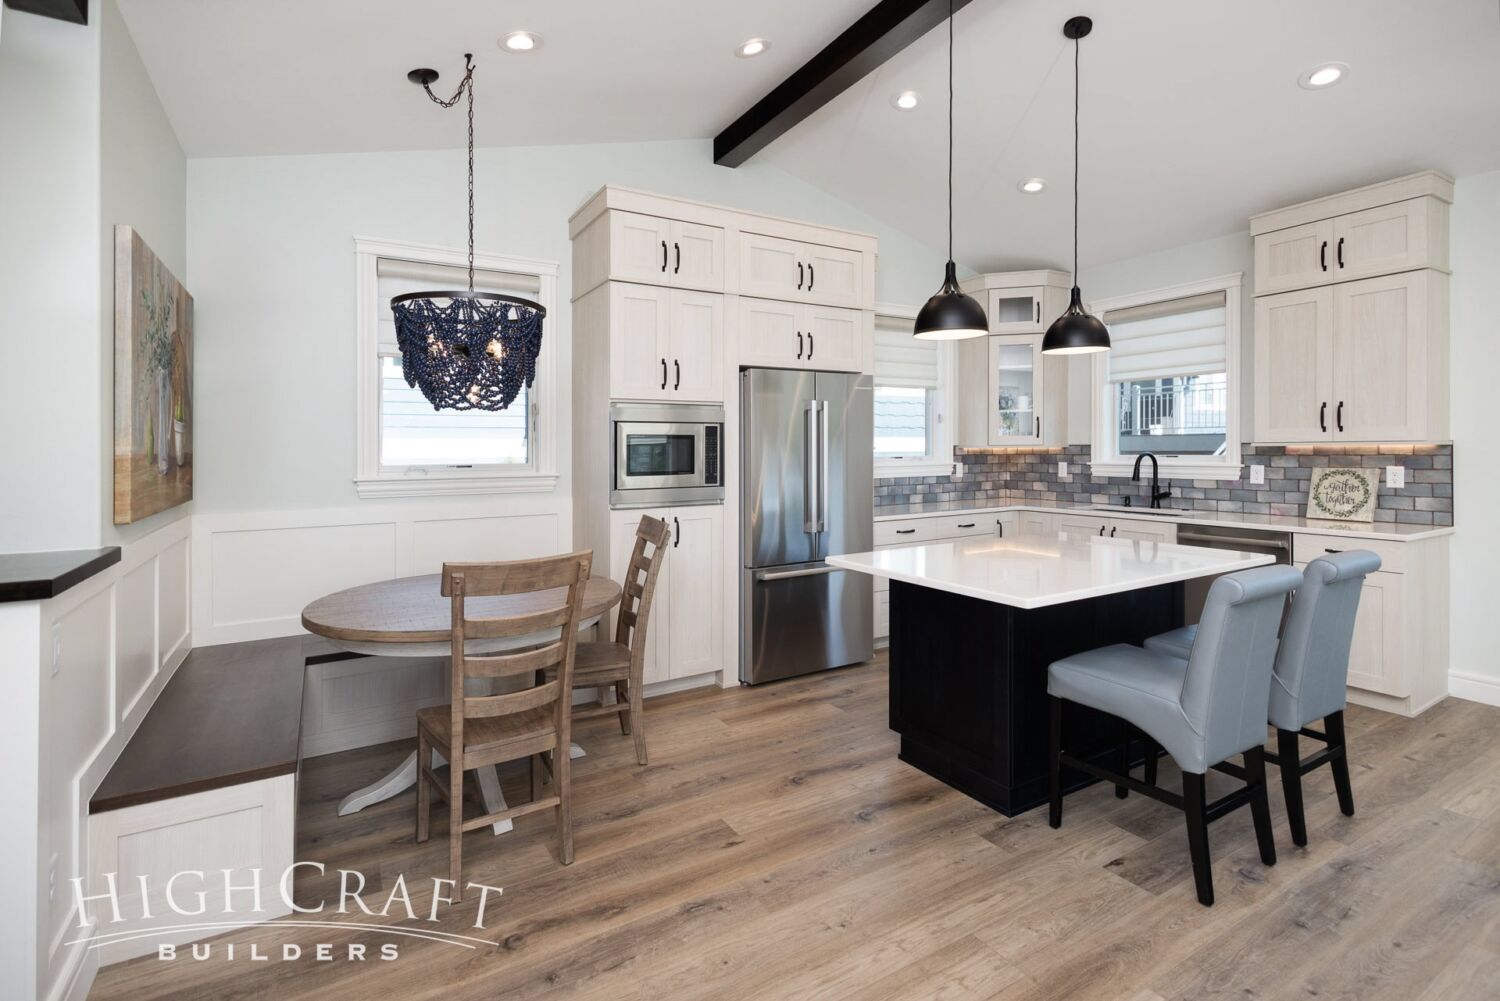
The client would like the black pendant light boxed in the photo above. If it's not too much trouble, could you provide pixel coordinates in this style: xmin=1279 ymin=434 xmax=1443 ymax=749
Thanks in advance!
xmin=914 ymin=0 xmax=987 ymax=341
xmin=391 ymin=55 xmax=546 ymax=411
xmin=1042 ymin=16 xmax=1111 ymax=355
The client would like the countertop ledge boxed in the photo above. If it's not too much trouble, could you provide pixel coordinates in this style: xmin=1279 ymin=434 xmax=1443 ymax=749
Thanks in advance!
xmin=874 ymin=499 xmax=1454 ymax=542
xmin=0 ymin=547 xmax=122 ymax=603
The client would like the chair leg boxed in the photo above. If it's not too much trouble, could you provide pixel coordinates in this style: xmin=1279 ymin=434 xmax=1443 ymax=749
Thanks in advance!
xmin=448 ymin=755 xmax=464 ymax=899
xmin=1183 ymin=772 xmax=1214 ymax=906
xmin=630 ymin=680 xmax=647 ymax=766
xmin=1143 ymin=735 xmax=1159 ymax=787
xmin=1277 ymin=728 xmax=1308 ymax=847
xmin=1245 ymin=747 xmax=1277 ymax=867
xmin=1115 ymin=720 xmax=1130 ymax=799
xmin=1326 ymin=711 xmax=1355 ymax=818
xmin=415 ymin=727 xmax=431 ymax=844
xmin=557 ymin=742 xmax=574 ymax=865
xmin=530 ymin=752 xmax=543 ymax=802
xmin=1048 ymin=696 xmax=1064 ymax=829
xmin=616 ymin=680 xmax=632 ymax=735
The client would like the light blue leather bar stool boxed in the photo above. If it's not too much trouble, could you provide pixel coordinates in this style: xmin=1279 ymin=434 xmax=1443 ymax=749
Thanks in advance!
xmin=1146 ymin=550 xmax=1381 ymax=846
xmin=1047 ymin=564 xmax=1302 ymax=906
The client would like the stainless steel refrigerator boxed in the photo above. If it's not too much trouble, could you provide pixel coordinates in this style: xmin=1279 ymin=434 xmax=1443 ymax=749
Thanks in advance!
xmin=740 ymin=368 xmax=873 ymax=685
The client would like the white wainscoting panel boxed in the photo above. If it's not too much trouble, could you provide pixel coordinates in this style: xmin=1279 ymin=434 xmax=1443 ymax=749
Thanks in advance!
xmin=410 ymin=512 xmax=562 ymax=573
xmin=157 ymin=537 xmax=190 ymax=670
xmin=115 ymin=560 xmax=156 ymax=722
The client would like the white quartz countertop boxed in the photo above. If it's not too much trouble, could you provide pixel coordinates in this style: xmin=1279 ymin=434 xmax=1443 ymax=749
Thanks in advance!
xmin=829 ymin=536 xmax=1276 ymax=610
xmin=873 ymin=498 xmax=1454 ymax=542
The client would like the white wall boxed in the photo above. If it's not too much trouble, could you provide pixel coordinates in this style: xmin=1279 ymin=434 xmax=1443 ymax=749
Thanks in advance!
xmin=184 ymin=140 xmax=949 ymax=644
xmin=1448 ymin=169 xmax=1500 ymax=702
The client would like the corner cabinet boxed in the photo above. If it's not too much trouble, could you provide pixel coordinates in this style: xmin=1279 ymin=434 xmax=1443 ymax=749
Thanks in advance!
xmin=1250 ymin=172 xmax=1451 ymax=445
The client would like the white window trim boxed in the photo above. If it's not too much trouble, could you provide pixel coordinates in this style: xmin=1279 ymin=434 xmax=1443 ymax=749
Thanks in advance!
xmin=1088 ymin=273 xmax=1244 ymax=481
xmin=354 ymin=236 xmax=561 ymax=498
xmin=873 ymin=302 xmax=957 ymax=479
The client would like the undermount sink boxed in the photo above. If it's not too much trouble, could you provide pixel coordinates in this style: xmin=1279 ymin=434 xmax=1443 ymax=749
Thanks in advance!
xmin=1087 ymin=505 xmax=1182 ymax=517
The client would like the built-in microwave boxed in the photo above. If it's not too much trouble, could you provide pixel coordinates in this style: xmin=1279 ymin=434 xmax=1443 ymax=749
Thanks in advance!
xmin=610 ymin=403 xmax=724 ymax=508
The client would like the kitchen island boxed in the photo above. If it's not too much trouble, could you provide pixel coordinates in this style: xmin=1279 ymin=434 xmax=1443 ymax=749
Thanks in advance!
xmin=829 ymin=534 xmax=1273 ymax=815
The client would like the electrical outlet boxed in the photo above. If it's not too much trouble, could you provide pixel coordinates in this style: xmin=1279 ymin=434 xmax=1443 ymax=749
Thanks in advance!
xmin=50 ymin=626 xmax=61 ymax=677
xmin=1386 ymin=465 xmax=1405 ymax=489
xmin=1058 ymin=461 xmax=1069 ymax=478
xmin=952 ymin=461 xmax=963 ymax=479
xmin=1249 ymin=464 xmax=1266 ymax=486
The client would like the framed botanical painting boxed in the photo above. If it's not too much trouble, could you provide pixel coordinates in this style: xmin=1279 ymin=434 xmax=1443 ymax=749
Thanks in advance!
xmin=1307 ymin=467 xmax=1377 ymax=523
xmin=114 ymin=225 xmax=193 ymax=524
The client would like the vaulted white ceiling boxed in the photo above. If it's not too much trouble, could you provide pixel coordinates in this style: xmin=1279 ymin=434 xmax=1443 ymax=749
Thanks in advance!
xmin=118 ymin=0 xmax=1500 ymax=270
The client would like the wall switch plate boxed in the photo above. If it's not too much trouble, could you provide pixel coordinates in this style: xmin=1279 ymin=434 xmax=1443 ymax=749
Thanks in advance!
xmin=952 ymin=461 xmax=963 ymax=478
xmin=1249 ymin=464 xmax=1266 ymax=486
xmin=1386 ymin=465 xmax=1405 ymax=489
xmin=1058 ymin=461 xmax=1069 ymax=478
xmin=50 ymin=625 xmax=61 ymax=677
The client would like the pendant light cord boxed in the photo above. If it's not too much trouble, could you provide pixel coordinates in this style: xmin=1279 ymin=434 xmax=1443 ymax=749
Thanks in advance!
xmin=421 ymin=54 xmax=477 ymax=292
xmin=947 ymin=0 xmax=955 ymax=263
xmin=1072 ymin=33 xmax=1080 ymax=282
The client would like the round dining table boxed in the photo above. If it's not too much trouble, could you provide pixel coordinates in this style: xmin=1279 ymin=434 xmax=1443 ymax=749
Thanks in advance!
xmin=301 ymin=573 xmax=622 ymax=834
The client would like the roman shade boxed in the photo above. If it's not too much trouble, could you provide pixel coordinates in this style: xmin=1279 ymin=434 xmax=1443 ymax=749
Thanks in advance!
xmin=1103 ymin=291 xmax=1227 ymax=383
xmin=875 ymin=316 xmax=942 ymax=389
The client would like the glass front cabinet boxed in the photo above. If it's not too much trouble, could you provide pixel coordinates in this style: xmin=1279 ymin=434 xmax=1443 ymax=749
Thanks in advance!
xmin=990 ymin=335 xmax=1045 ymax=444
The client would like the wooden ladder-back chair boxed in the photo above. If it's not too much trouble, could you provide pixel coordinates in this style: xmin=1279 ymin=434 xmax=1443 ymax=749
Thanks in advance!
xmin=416 ymin=550 xmax=592 ymax=892
xmin=565 ymin=515 xmax=670 ymax=765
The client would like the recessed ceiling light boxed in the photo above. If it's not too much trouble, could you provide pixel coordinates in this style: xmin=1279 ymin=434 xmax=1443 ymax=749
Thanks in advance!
xmin=1298 ymin=62 xmax=1348 ymax=89
xmin=500 ymin=30 xmax=541 ymax=53
xmin=1018 ymin=177 xmax=1046 ymax=194
xmin=892 ymin=90 xmax=920 ymax=111
xmin=736 ymin=38 xmax=770 ymax=58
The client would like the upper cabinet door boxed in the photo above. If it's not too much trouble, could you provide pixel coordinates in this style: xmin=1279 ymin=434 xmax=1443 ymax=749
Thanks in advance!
xmin=740 ymin=233 xmax=803 ymax=300
xmin=988 ymin=335 xmax=1045 ymax=445
xmin=801 ymin=243 xmax=862 ymax=308
xmin=1253 ymin=287 xmax=1334 ymax=442
xmin=667 ymin=289 xmax=723 ymax=402
xmin=1254 ymin=219 xmax=1335 ymax=295
xmin=1331 ymin=272 xmax=1428 ymax=442
xmin=610 ymin=211 xmax=672 ymax=285
xmin=1333 ymin=199 xmax=1434 ymax=283
xmin=668 ymin=221 xmax=725 ymax=291
xmin=989 ymin=287 xmax=1047 ymax=334
xmin=803 ymin=305 xmax=864 ymax=372
xmin=737 ymin=297 xmax=804 ymax=368
xmin=608 ymin=283 xmax=671 ymax=401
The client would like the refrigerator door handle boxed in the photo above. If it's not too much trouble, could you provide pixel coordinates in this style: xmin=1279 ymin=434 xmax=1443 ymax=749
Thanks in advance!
xmin=818 ymin=400 xmax=830 ymax=533
xmin=755 ymin=565 xmax=838 ymax=582
xmin=803 ymin=401 xmax=820 ymax=535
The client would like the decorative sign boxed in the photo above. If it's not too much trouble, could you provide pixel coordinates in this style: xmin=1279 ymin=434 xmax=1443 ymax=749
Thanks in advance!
xmin=1307 ymin=467 xmax=1377 ymax=523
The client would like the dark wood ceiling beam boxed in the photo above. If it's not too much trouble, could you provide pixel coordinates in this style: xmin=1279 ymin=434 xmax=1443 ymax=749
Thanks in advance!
xmin=714 ymin=0 xmax=976 ymax=167
xmin=3 ymin=0 xmax=88 ymax=25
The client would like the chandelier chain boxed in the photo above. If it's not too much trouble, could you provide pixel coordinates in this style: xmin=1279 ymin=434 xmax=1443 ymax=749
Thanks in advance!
xmin=421 ymin=54 xmax=476 ymax=291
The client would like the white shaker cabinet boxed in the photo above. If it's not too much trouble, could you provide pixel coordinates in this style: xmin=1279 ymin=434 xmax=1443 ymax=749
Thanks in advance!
xmin=607 ymin=283 xmax=724 ymax=403
xmin=608 ymin=505 xmax=724 ymax=683
xmin=738 ymin=233 xmax=863 ymax=308
xmin=1331 ymin=198 xmax=1442 ymax=284
xmin=602 ymin=211 xmax=724 ymax=291
xmin=737 ymin=298 xmax=864 ymax=373
xmin=1253 ymin=286 xmax=1335 ymax=442
xmin=1253 ymin=219 xmax=1335 ymax=296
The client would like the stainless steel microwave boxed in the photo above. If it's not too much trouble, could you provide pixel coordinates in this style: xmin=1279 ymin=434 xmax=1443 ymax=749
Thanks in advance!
xmin=610 ymin=403 xmax=724 ymax=508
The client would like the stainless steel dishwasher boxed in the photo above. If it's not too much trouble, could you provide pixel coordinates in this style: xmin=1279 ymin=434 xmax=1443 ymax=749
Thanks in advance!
xmin=1175 ymin=524 xmax=1294 ymax=624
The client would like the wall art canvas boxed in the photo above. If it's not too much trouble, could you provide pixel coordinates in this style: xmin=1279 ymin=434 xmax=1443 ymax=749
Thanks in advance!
xmin=1306 ymin=466 xmax=1377 ymax=523
xmin=114 ymin=225 xmax=193 ymax=524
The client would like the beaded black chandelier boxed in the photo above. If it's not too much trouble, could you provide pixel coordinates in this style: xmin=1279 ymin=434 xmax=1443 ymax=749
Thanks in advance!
xmin=392 ymin=54 xmax=545 ymax=411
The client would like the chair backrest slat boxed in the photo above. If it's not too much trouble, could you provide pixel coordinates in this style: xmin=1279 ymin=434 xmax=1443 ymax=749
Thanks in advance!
xmin=462 ymin=641 xmax=567 ymax=680
xmin=461 ymin=603 xmax=574 ymax=640
xmin=464 ymin=679 xmax=561 ymax=719
xmin=1271 ymin=550 xmax=1381 ymax=730
xmin=614 ymin=517 xmax=671 ymax=667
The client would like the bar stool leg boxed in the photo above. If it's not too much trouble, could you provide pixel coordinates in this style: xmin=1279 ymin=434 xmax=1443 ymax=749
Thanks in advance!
xmin=1143 ymin=735 xmax=1159 ymax=787
xmin=1326 ymin=711 xmax=1355 ymax=818
xmin=1245 ymin=747 xmax=1277 ymax=866
xmin=1183 ymin=772 xmax=1214 ymax=906
xmin=1115 ymin=720 xmax=1130 ymax=799
xmin=1276 ymin=728 xmax=1307 ymax=847
xmin=1048 ymin=696 xmax=1064 ymax=829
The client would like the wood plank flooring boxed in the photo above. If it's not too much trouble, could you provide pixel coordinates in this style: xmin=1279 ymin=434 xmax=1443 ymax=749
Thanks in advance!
xmin=88 ymin=656 xmax=1500 ymax=1001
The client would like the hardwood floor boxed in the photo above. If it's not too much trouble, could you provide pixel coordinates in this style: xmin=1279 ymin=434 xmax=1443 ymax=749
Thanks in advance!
xmin=89 ymin=656 xmax=1500 ymax=1001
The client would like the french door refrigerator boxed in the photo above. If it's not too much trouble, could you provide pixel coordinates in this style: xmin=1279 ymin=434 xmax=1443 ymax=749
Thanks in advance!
xmin=740 ymin=368 xmax=873 ymax=685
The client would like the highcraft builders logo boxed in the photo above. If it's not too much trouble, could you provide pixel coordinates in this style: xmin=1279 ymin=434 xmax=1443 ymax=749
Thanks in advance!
xmin=69 ymin=862 xmax=504 ymax=961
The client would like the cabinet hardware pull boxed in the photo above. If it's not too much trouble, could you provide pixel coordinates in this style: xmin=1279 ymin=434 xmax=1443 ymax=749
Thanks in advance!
xmin=895 ymin=528 xmax=916 ymax=535
xmin=797 ymin=262 xmax=805 ymax=290
xmin=1320 ymin=401 xmax=1327 ymax=433
xmin=808 ymin=332 xmax=815 ymax=359
xmin=1336 ymin=237 xmax=1345 ymax=268
xmin=808 ymin=264 xmax=815 ymax=291
xmin=1320 ymin=240 xmax=1328 ymax=271
xmin=1035 ymin=417 xmax=1041 ymax=438
xmin=1180 ymin=532 xmax=1289 ymax=551
xmin=1336 ymin=401 xmax=1344 ymax=433
xmin=660 ymin=358 xmax=668 ymax=390
xmin=1035 ymin=301 xmax=1041 ymax=324
xmin=1110 ymin=526 xmax=1117 ymax=537
xmin=797 ymin=332 xmax=804 ymax=359
xmin=661 ymin=240 xmax=668 ymax=272
xmin=1324 ymin=548 xmax=1344 ymax=554
xmin=1098 ymin=525 xmax=1105 ymax=536
xmin=997 ymin=520 xmax=1004 ymax=537
xmin=673 ymin=243 xmax=681 ymax=274
xmin=674 ymin=359 xmax=681 ymax=390
xmin=957 ymin=523 xmax=976 ymax=528
xmin=674 ymin=517 xmax=680 ymax=548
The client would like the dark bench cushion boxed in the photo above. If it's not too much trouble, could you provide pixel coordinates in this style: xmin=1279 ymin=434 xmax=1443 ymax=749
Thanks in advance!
xmin=90 ymin=636 xmax=306 ymax=813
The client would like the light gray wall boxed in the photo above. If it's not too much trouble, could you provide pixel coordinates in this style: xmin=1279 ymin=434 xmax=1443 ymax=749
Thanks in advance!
xmin=184 ymin=139 xmax=951 ymax=515
xmin=1449 ymin=169 xmax=1500 ymax=694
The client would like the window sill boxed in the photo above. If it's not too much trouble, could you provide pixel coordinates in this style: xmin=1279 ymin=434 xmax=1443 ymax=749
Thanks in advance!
xmin=1089 ymin=460 xmax=1243 ymax=482
xmin=354 ymin=472 xmax=559 ymax=499
xmin=875 ymin=461 xmax=955 ymax=480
